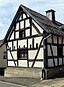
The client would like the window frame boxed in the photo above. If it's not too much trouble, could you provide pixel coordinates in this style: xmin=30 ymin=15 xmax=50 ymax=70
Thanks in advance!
xmin=57 ymin=45 xmax=63 ymax=57
xmin=17 ymin=49 xmax=28 ymax=59
xmin=19 ymin=30 xmax=25 ymax=38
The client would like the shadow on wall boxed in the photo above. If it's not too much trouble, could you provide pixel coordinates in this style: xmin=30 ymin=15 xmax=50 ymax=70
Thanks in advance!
xmin=0 ymin=68 xmax=6 ymax=76
xmin=50 ymin=70 xmax=64 ymax=79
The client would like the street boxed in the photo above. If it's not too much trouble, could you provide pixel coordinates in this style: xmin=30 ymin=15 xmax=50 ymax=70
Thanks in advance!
xmin=0 ymin=81 xmax=25 ymax=87
xmin=0 ymin=76 xmax=64 ymax=87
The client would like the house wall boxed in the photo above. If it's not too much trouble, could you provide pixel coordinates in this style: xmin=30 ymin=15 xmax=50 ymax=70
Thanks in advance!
xmin=6 ymin=10 xmax=64 ymax=69
xmin=7 ymin=36 xmax=44 ymax=68
xmin=0 ymin=40 xmax=7 ymax=68
xmin=47 ymin=35 xmax=64 ymax=68
xmin=7 ymin=11 xmax=44 ymax=68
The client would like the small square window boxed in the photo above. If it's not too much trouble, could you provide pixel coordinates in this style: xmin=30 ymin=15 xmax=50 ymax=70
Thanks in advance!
xmin=3 ymin=51 xmax=7 ymax=59
xmin=19 ymin=30 xmax=25 ymax=38
xmin=17 ymin=49 xmax=27 ymax=59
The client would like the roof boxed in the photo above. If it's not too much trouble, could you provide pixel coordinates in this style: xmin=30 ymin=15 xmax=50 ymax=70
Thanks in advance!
xmin=3 ymin=4 xmax=64 ymax=43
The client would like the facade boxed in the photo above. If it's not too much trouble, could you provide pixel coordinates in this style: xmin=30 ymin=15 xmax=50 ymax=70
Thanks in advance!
xmin=3 ymin=5 xmax=64 ymax=79
xmin=0 ymin=40 xmax=7 ymax=75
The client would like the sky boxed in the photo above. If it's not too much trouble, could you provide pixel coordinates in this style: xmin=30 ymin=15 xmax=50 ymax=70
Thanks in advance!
xmin=0 ymin=0 xmax=64 ymax=39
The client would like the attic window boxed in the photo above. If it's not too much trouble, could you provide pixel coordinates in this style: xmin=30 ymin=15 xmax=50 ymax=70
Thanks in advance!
xmin=19 ymin=30 xmax=25 ymax=38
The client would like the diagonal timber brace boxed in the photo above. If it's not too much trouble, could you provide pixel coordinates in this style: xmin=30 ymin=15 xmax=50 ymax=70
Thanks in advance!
xmin=7 ymin=45 xmax=16 ymax=66
xmin=31 ymin=34 xmax=51 ymax=67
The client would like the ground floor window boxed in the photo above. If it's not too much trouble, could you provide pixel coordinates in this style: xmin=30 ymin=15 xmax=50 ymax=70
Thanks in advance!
xmin=17 ymin=49 xmax=28 ymax=59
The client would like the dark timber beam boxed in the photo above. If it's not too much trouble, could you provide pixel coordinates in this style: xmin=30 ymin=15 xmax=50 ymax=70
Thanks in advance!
xmin=32 ymin=22 xmax=41 ymax=34
xmin=50 ymin=45 xmax=55 ymax=67
xmin=31 ymin=34 xmax=51 ymax=67
xmin=27 ymin=39 xmax=29 ymax=67
xmin=7 ymin=45 xmax=16 ymax=66
xmin=31 ymin=37 xmax=43 ymax=67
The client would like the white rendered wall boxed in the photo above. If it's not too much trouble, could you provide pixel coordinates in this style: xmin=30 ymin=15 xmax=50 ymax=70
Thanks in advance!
xmin=32 ymin=20 xmax=43 ymax=33
xmin=26 ymin=29 xmax=30 ymax=37
xmin=34 ymin=36 xmax=43 ymax=47
xmin=29 ymin=61 xmax=44 ymax=68
xmin=28 ymin=50 xmax=37 ymax=59
xmin=18 ymin=60 xmax=27 ymax=67
xmin=25 ymin=19 xmax=30 ymax=27
xmin=8 ymin=42 xmax=12 ymax=50
xmin=16 ymin=32 xmax=19 ymax=39
xmin=34 ymin=62 xmax=44 ymax=67
xmin=23 ymin=14 xmax=26 ymax=19
xmin=8 ymin=61 xmax=17 ymax=66
xmin=32 ymin=26 xmax=38 ymax=35
xmin=20 ymin=21 xmax=24 ymax=29
xmin=8 ymin=51 xmax=12 ymax=60
xmin=28 ymin=39 xmax=32 ymax=48
xmin=18 ymin=40 xmax=27 ymax=48
xmin=28 ymin=47 xmax=44 ymax=68
xmin=16 ymin=23 xmax=19 ymax=30
xmin=14 ymin=41 xmax=17 ymax=49
xmin=10 ymin=32 xmax=14 ymax=40
xmin=11 ymin=51 xmax=17 ymax=60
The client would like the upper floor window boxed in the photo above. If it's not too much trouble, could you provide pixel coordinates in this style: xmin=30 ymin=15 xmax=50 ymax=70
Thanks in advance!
xmin=19 ymin=30 xmax=25 ymax=38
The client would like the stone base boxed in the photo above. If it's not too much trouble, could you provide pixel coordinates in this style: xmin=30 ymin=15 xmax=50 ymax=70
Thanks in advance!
xmin=42 ymin=66 xmax=64 ymax=79
xmin=4 ymin=67 xmax=42 ymax=79
xmin=4 ymin=66 xmax=64 ymax=79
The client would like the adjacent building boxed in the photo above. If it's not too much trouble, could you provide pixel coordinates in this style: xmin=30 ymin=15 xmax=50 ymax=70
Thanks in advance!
xmin=0 ymin=40 xmax=7 ymax=75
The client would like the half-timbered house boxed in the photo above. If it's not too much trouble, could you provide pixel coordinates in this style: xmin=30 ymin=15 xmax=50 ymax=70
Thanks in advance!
xmin=3 ymin=5 xmax=64 ymax=79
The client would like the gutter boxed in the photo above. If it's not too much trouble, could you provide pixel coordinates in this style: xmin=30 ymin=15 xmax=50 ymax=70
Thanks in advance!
xmin=41 ymin=33 xmax=51 ymax=80
xmin=43 ymin=34 xmax=51 ymax=41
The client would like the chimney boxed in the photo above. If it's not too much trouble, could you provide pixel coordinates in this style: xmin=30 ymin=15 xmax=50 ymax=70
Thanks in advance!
xmin=46 ymin=9 xmax=55 ymax=22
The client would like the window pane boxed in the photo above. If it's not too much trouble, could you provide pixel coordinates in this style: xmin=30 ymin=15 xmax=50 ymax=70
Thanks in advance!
xmin=58 ymin=45 xmax=63 ymax=57
xmin=17 ymin=49 xmax=27 ymax=59
xmin=19 ymin=30 xmax=25 ymax=38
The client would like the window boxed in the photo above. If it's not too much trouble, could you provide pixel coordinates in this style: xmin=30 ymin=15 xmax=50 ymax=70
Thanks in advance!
xmin=17 ymin=49 xmax=27 ymax=59
xmin=3 ymin=51 xmax=7 ymax=59
xmin=58 ymin=45 xmax=63 ymax=57
xmin=19 ymin=30 xmax=25 ymax=38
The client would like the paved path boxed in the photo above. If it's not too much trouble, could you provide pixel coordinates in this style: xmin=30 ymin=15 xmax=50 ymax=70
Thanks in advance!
xmin=0 ymin=81 xmax=26 ymax=87
xmin=0 ymin=77 xmax=40 ymax=86
xmin=0 ymin=76 xmax=64 ymax=87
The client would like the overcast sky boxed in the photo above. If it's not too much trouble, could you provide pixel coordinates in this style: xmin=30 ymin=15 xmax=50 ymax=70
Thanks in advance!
xmin=0 ymin=0 xmax=64 ymax=39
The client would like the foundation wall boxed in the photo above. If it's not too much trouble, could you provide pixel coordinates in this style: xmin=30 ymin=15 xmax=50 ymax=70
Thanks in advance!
xmin=4 ymin=67 xmax=42 ymax=79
